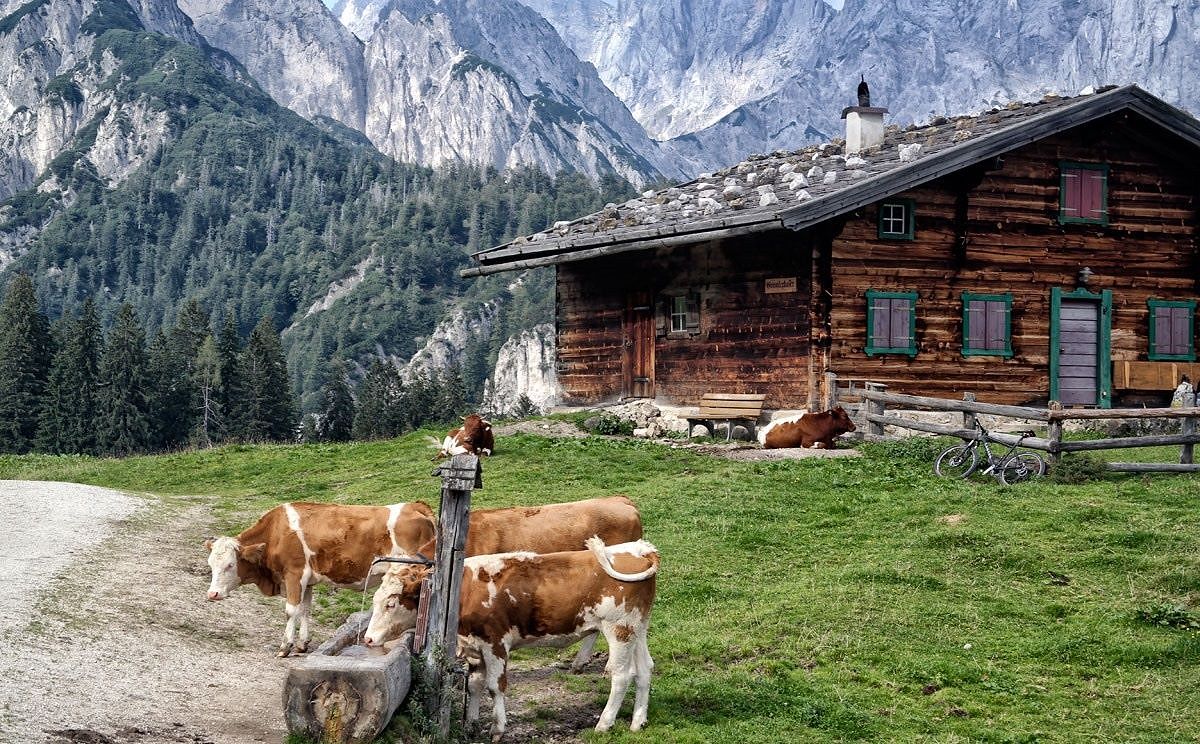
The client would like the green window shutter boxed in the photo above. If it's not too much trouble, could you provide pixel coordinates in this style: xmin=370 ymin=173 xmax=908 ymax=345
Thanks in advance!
xmin=866 ymin=290 xmax=918 ymax=356
xmin=685 ymin=293 xmax=701 ymax=334
xmin=1148 ymin=299 xmax=1196 ymax=361
xmin=1059 ymin=162 xmax=1109 ymax=226
xmin=962 ymin=292 xmax=1013 ymax=357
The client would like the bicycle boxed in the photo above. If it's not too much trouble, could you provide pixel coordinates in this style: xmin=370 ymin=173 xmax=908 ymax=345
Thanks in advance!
xmin=934 ymin=420 xmax=1047 ymax=485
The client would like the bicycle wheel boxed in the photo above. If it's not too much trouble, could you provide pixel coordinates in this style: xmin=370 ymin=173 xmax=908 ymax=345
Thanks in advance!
xmin=935 ymin=443 xmax=979 ymax=478
xmin=997 ymin=452 xmax=1047 ymax=485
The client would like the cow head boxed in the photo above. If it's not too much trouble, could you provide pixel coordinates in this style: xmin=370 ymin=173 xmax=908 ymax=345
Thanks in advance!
xmin=364 ymin=564 xmax=429 ymax=646
xmin=828 ymin=406 xmax=857 ymax=434
xmin=204 ymin=537 xmax=265 ymax=601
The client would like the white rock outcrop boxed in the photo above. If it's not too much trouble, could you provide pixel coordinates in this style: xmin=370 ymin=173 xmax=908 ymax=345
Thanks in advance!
xmin=481 ymin=323 xmax=561 ymax=417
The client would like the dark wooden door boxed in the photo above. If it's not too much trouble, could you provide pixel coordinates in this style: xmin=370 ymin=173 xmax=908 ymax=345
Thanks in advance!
xmin=623 ymin=291 xmax=655 ymax=398
xmin=1057 ymin=299 xmax=1099 ymax=406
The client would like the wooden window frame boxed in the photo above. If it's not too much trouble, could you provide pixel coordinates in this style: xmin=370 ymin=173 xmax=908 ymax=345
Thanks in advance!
xmin=1058 ymin=161 xmax=1109 ymax=226
xmin=877 ymin=199 xmax=915 ymax=240
xmin=669 ymin=295 xmax=688 ymax=333
xmin=961 ymin=292 xmax=1014 ymax=358
xmin=1147 ymin=299 xmax=1196 ymax=361
xmin=865 ymin=289 xmax=918 ymax=357
xmin=660 ymin=292 xmax=700 ymax=339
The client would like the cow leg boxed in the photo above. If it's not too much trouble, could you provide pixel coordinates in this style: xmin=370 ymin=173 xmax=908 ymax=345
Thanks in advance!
xmin=466 ymin=664 xmax=485 ymax=724
xmin=295 ymin=584 xmax=314 ymax=653
xmin=595 ymin=624 xmax=636 ymax=732
xmin=569 ymin=631 xmax=599 ymax=672
xmin=278 ymin=579 xmax=303 ymax=657
xmin=630 ymin=631 xmax=655 ymax=732
xmin=479 ymin=644 xmax=510 ymax=741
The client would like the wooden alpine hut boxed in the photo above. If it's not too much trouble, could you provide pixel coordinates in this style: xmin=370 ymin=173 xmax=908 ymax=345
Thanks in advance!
xmin=463 ymin=84 xmax=1200 ymax=410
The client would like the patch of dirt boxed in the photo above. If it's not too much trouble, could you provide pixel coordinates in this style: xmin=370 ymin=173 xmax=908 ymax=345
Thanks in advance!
xmin=483 ymin=652 xmax=610 ymax=744
xmin=493 ymin=420 xmax=587 ymax=438
xmin=0 ymin=489 xmax=302 ymax=744
xmin=684 ymin=443 xmax=861 ymax=461
xmin=937 ymin=514 xmax=967 ymax=526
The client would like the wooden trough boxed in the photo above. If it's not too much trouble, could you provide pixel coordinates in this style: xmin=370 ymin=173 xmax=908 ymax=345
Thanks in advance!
xmin=283 ymin=611 xmax=415 ymax=744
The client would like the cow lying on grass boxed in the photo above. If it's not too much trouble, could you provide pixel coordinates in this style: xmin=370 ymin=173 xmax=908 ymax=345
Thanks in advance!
xmin=758 ymin=406 xmax=857 ymax=449
xmin=205 ymin=496 xmax=642 ymax=662
xmin=364 ymin=537 xmax=660 ymax=737
xmin=205 ymin=502 xmax=436 ymax=656
xmin=436 ymin=413 xmax=495 ymax=459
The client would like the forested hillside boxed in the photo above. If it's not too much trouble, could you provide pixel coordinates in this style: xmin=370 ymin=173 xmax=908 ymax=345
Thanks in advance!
xmin=0 ymin=0 xmax=634 ymax=416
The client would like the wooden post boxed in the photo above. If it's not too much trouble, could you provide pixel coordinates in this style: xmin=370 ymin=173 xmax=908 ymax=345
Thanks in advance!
xmin=424 ymin=453 xmax=481 ymax=737
xmin=825 ymin=372 xmax=838 ymax=410
xmin=1048 ymin=419 xmax=1063 ymax=464
xmin=865 ymin=382 xmax=887 ymax=438
xmin=1181 ymin=415 xmax=1195 ymax=465
xmin=961 ymin=392 xmax=977 ymax=432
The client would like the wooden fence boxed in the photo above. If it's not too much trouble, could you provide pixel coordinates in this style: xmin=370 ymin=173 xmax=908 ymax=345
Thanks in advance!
xmin=857 ymin=383 xmax=1200 ymax=474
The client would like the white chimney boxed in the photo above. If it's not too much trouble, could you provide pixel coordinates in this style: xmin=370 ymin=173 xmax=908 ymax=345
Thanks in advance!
xmin=841 ymin=77 xmax=888 ymax=155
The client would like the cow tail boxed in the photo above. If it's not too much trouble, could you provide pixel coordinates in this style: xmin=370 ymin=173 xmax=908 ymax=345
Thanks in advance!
xmin=586 ymin=536 xmax=659 ymax=582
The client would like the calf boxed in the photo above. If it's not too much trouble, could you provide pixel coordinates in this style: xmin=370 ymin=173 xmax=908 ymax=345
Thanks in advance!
xmin=437 ymin=413 xmax=494 ymax=459
xmin=364 ymin=537 xmax=659 ymax=737
xmin=204 ymin=501 xmax=435 ymax=656
xmin=759 ymin=406 xmax=857 ymax=449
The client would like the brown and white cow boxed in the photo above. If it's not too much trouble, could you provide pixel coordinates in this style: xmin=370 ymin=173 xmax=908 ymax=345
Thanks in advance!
xmin=437 ymin=413 xmax=495 ymax=459
xmin=364 ymin=537 xmax=659 ymax=737
xmin=204 ymin=501 xmax=436 ymax=656
xmin=758 ymin=406 xmax=857 ymax=449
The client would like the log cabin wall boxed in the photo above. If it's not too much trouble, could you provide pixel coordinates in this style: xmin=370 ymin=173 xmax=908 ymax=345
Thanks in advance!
xmin=825 ymin=113 xmax=1200 ymax=405
xmin=556 ymin=232 xmax=813 ymax=408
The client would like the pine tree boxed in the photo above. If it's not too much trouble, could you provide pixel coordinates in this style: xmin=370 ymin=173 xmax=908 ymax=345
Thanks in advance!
xmin=37 ymin=300 xmax=102 ymax=453
xmin=353 ymin=360 xmax=402 ymax=440
xmin=191 ymin=335 xmax=222 ymax=447
xmin=98 ymin=304 xmax=151 ymax=455
xmin=216 ymin=313 xmax=244 ymax=441
xmin=147 ymin=299 xmax=211 ymax=449
xmin=316 ymin=358 xmax=355 ymax=442
xmin=0 ymin=274 xmax=52 ymax=453
xmin=438 ymin=364 xmax=469 ymax=421
xmin=240 ymin=316 xmax=296 ymax=442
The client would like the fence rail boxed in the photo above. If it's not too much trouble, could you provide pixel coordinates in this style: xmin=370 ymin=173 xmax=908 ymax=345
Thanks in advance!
xmin=855 ymin=381 xmax=1200 ymax=474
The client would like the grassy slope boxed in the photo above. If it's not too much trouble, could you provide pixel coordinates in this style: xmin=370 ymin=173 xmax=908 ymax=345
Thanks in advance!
xmin=3 ymin=434 xmax=1198 ymax=742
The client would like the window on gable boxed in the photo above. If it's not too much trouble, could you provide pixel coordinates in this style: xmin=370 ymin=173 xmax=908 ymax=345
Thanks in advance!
xmin=1148 ymin=299 xmax=1195 ymax=361
xmin=878 ymin=199 xmax=915 ymax=240
xmin=1059 ymin=162 xmax=1108 ymax=225
xmin=865 ymin=290 xmax=917 ymax=356
xmin=658 ymin=292 xmax=700 ymax=337
xmin=962 ymin=293 xmax=1013 ymax=357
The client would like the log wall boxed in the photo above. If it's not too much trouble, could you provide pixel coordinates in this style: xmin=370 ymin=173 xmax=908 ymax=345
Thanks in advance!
xmin=826 ymin=114 xmax=1199 ymax=405
xmin=556 ymin=232 xmax=812 ymax=407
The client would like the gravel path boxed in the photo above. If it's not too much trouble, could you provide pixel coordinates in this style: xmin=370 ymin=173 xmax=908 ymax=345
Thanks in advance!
xmin=0 ymin=482 xmax=290 ymax=744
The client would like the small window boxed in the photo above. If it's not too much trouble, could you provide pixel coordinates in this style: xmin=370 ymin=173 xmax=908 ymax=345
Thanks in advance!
xmin=962 ymin=292 xmax=1013 ymax=357
xmin=1059 ymin=162 xmax=1108 ymax=225
xmin=878 ymin=199 xmax=915 ymax=240
xmin=866 ymin=290 xmax=917 ymax=356
xmin=1148 ymin=299 xmax=1195 ymax=361
xmin=658 ymin=293 xmax=700 ymax=337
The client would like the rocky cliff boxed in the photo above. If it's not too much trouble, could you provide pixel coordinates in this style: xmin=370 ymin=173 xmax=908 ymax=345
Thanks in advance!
xmin=481 ymin=323 xmax=560 ymax=416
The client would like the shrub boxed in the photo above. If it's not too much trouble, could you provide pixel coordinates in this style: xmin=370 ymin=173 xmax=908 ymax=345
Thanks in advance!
xmin=1048 ymin=454 xmax=1107 ymax=484
xmin=1134 ymin=603 xmax=1200 ymax=631
xmin=592 ymin=412 xmax=633 ymax=436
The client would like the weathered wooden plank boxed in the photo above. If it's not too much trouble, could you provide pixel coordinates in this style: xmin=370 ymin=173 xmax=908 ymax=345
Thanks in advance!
xmin=1048 ymin=407 xmax=1200 ymax=421
xmin=1105 ymin=462 xmax=1200 ymax=473
xmin=1056 ymin=433 xmax=1200 ymax=452
xmin=859 ymin=389 xmax=1050 ymax=420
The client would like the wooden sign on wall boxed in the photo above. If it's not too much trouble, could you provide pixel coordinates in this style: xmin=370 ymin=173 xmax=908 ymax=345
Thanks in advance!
xmin=765 ymin=277 xmax=797 ymax=294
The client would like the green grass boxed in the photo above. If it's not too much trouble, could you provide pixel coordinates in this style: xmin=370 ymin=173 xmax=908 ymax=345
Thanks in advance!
xmin=4 ymin=431 xmax=1200 ymax=742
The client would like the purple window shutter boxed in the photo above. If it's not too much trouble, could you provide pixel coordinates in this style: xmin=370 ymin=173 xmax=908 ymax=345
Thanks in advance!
xmin=1084 ymin=169 xmax=1105 ymax=220
xmin=1063 ymin=169 xmax=1080 ymax=215
xmin=1171 ymin=307 xmax=1191 ymax=356
xmin=985 ymin=301 xmax=1006 ymax=351
xmin=1154 ymin=308 xmax=1173 ymax=356
xmin=872 ymin=298 xmax=891 ymax=347
xmin=890 ymin=299 xmax=910 ymax=348
xmin=966 ymin=300 xmax=984 ymax=349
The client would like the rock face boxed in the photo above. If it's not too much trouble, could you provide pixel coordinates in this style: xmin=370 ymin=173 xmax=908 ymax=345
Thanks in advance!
xmin=178 ymin=0 xmax=675 ymax=185
xmin=481 ymin=323 xmax=561 ymax=416
xmin=399 ymin=300 xmax=500 ymax=383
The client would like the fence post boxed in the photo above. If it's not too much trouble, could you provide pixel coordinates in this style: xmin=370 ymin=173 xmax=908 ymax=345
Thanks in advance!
xmin=425 ymin=453 xmax=480 ymax=737
xmin=825 ymin=372 xmax=838 ymax=410
xmin=961 ymin=392 xmax=976 ymax=433
xmin=1182 ymin=415 xmax=1195 ymax=465
xmin=865 ymin=382 xmax=887 ymax=438
xmin=1048 ymin=416 xmax=1063 ymax=464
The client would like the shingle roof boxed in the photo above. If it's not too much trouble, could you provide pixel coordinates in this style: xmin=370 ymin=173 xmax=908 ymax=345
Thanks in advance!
xmin=464 ymin=85 xmax=1200 ymax=277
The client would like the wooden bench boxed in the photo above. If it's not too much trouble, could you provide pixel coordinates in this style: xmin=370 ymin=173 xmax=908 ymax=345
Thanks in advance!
xmin=686 ymin=393 xmax=767 ymax=441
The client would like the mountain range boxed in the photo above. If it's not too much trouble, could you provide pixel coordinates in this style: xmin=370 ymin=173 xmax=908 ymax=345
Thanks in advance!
xmin=1 ymin=0 xmax=1197 ymax=413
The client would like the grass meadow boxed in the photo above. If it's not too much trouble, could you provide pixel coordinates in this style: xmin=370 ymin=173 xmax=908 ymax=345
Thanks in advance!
xmin=3 ymin=429 xmax=1199 ymax=743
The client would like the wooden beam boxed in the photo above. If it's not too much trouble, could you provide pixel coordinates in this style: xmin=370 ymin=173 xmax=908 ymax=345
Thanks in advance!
xmin=859 ymin=388 xmax=1050 ymax=420
xmin=1048 ymin=407 xmax=1200 ymax=420
xmin=1057 ymin=433 xmax=1200 ymax=452
xmin=1106 ymin=462 xmax=1200 ymax=473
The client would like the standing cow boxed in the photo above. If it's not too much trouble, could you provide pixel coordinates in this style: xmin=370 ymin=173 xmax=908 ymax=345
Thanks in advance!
xmin=758 ymin=406 xmax=858 ymax=449
xmin=205 ymin=501 xmax=436 ymax=656
xmin=364 ymin=537 xmax=659 ymax=737
xmin=437 ymin=413 xmax=494 ymax=459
